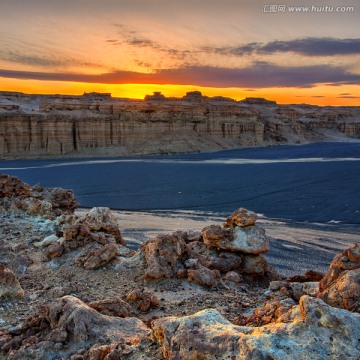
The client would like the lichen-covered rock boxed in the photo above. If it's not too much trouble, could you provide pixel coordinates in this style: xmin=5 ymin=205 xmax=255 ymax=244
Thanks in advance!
xmin=318 ymin=243 xmax=360 ymax=312
xmin=2 ymin=296 xmax=152 ymax=360
xmin=153 ymin=295 xmax=360 ymax=360
xmin=0 ymin=265 xmax=24 ymax=299
xmin=89 ymin=297 xmax=131 ymax=318
xmin=142 ymin=233 xmax=187 ymax=279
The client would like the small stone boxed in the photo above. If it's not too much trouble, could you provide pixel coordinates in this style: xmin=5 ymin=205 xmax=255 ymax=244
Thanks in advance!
xmin=224 ymin=271 xmax=243 ymax=283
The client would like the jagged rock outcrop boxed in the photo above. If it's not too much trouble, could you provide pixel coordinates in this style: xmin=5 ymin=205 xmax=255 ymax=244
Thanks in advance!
xmin=1 ymin=91 xmax=359 ymax=159
xmin=62 ymin=207 xmax=124 ymax=246
xmin=47 ymin=207 xmax=125 ymax=269
xmin=318 ymin=243 xmax=360 ymax=312
xmin=141 ymin=208 xmax=272 ymax=286
xmin=0 ymin=265 xmax=24 ymax=299
xmin=0 ymin=174 xmax=78 ymax=217
xmin=1 ymin=296 xmax=153 ymax=360
xmin=153 ymin=295 xmax=360 ymax=360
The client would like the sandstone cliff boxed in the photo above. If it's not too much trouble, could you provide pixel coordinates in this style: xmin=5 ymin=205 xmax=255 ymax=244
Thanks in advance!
xmin=0 ymin=91 xmax=359 ymax=159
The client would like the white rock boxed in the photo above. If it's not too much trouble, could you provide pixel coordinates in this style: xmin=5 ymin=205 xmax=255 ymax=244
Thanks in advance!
xmin=34 ymin=234 xmax=59 ymax=248
xmin=231 ymin=225 xmax=269 ymax=254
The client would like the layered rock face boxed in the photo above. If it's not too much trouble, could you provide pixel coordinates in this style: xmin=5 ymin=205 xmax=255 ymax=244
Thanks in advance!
xmin=1 ymin=91 xmax=359 ymax=158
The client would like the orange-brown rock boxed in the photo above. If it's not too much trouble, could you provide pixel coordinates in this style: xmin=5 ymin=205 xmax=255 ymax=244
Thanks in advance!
xmin=126 ymin=289 xmax=160 ymax=312
xmin=46 ymin=243 xmax=64 ymax=258
xmin=77 ymin=243 xmax=120 ymax=270
xmin=304 ymin=269 xmax=324 ymax=282
xmin=187 ymin=264 xmax=220 ymax=288
xmin=225 ymin=208 xmax=257 ymax=228
xmin=318 ymin=244 xmax=360 ymax=312
xmin=142 ymin=233 xmax=187 ymax=279
xmin=63 ymin=207 xmax=124 ymax=245
xmin=0 ymin=265 xmax=24 ymax=299
xmin=0 ymin=174 xmax=30 ymax=198
xmin=2 ymin=296 xmax=152 ymax=360
xmin=89 ymin=297 xmax=131 ymax=318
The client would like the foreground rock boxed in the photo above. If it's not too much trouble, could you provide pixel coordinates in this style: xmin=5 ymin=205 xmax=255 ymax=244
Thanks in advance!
xmin=142 ymin=209 xmax=271 ymax=287
xmin=2 ymin=296 xmax=153 ymax=359
xmin=318 ymin=243 xmax=360 ymax=312
xmin=153 ymin=295 xmax=360 ymax=359
xmin=0 ymin=265 xmax=24 ymax=299
xmin=203 ymin=208 xmax=269 ymax=254
xmin=0 ymin=174 xmax=78 ymax=217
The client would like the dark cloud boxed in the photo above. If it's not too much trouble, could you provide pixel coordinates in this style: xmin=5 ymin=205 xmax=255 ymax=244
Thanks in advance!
xmin=340 ymin=92 xmax=351 ymax=95
xmin=259 ymin=38 xmax=360 ymax=56
xmin=337 ymin=95 xmax=360 ymax=99
xmin=311 ymin=96 xmax=325 ymax=98
xmin=206 ymin=37 xmax=360 ymax=57
xmin=1 ymin=62 xmax=359 ymax=88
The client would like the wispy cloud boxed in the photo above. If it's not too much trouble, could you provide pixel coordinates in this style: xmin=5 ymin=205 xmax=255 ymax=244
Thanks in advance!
xmin=1 ymin=62 xmax=359 ymax=88
xmin=205 ymin=37 xmax=360 ymax=57
xmin=0 ymin=50 xmax=100 ymax=69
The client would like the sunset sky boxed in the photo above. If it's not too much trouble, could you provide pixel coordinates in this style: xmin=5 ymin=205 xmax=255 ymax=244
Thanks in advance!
xmin=0 ymin=0 xmax=359 ymax=105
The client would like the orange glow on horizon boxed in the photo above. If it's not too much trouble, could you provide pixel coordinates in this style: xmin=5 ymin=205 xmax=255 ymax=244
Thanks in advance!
xmin=1 ymin=78 xmax=359 ymax=107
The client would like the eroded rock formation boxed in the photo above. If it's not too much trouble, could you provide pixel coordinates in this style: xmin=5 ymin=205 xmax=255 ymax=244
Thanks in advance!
xmin=141 ymin=208 xmax=271 ymax=287
xmin=1 ymin=91 xmax=359 ymax=159
xmin=153 ymin=296 xmax=360 ymax=360
xmin=318 ymin=243 xmax=360 ymax=312
xmin=2 ymin=296 xmax=153 ymax=360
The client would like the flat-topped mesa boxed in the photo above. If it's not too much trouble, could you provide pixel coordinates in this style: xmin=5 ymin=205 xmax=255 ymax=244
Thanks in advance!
xmin=142 ymin=208 xmax=272 ymax=287
xmin=240 ymin=97 xmax=277 ymax=105
xmin=1 ymin=90 xmax=360 ymax=159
